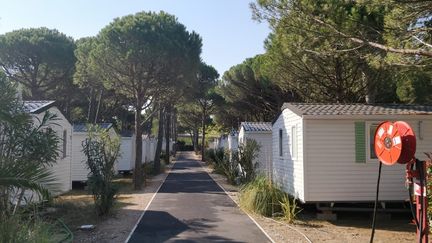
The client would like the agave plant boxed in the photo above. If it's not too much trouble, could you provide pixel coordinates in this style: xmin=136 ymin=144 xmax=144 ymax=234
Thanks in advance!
xmin=0 ymin=73 xmax=60 ymax=217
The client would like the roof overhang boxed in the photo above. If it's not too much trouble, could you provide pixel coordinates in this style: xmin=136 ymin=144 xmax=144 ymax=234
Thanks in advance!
xmin=302 ymin=114 xmax=432 ymax=120
xmin=25 ymin=100 xmax=56 ymax=114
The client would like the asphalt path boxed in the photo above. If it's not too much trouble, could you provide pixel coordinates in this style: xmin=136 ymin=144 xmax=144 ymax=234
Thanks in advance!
xmin=127 ymin=151 xmax=271 ymax=243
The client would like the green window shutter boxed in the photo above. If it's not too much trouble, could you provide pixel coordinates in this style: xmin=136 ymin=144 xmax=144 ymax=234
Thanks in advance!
xmin=355 ymin=122 xmax=366 ymax=163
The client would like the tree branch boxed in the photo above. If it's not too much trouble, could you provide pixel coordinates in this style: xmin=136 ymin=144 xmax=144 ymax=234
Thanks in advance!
xmin=312 ymin=17 xmax=432 ymax=57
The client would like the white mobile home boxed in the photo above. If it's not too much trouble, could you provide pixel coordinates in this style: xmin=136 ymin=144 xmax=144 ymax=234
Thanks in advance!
xmin=216 ymin=135 xmax=229 ymax=150
xmin=117 ymin=133 xmax=163 ymax=172
xmin=228 ymin=131 xmax=238 ymax=152
xmin=228 ymin=130 xmax=238 ymax=162
xmin=238 ymin=122 xmax=272 ymax=176
xmin=71 ymin=123 xmax=119 ymax=182
xmin=24 ymin=101 xmax=72 ymax=194
xmin=273 ymin=103 xmax=432 ymax=203
xmin=118 ymin=131 xmax=134 ymax=172
xmin=146 ymin=138 xmax=157 ymax=162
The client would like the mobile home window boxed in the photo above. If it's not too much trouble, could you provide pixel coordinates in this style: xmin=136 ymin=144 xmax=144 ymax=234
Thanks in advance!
xmin=291 ymin=126 xmax=297 ymax=158
xmin=279 ymin=129 xmax=283 ymax=157
xmin=62 ymin=130 xmax=67 ymax=158
xmin=369 ymin=124 xmax=379 ymax=159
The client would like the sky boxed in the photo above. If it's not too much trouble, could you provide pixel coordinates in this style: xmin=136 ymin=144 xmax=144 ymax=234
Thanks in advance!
xmin=0 ymin=0 xmax=271 ymax=76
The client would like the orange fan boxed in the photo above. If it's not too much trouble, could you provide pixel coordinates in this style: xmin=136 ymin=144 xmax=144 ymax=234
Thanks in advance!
xmin=374 ymin=121 xmax=416 ymax=166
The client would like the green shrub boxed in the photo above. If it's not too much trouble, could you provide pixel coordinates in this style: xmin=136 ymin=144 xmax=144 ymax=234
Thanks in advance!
xmin=220 ymin=151 xmax=239 ymax=185
xmin=215 ymin=148 xmax=225 ymax=163
xmin=211 ymin=149 xmax=239 ymax=184
xmin=82 ymin=125 xmax=120 ymax=216
xmin=237 ymin=139 xmax=260 ymax=183
xmin=205 ymin=149 xmax=216 ymax=163
xmin=212 ymin=161 xmax=226 ymax=175
xmin=239 ymin=176 xmax=299 ymax=221
xmin=206 ymin=148 xmax=224 ymax=173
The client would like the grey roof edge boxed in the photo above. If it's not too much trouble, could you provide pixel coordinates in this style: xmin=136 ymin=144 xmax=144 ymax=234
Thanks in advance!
xmin=240 ymin=122 xmax=272 ymax=132
xmin=281 ymin=103 xmax=304 ymax=116
xmin=24 ymin=100 xmax=56 ymax=114
xmin=281 ymin=102 xmax=432 ymax=117
xmin=73 ymin=123 xmax=114 ymax=133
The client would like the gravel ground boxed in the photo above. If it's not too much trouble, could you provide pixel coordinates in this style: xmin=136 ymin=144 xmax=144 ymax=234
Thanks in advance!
xmin=72 ymin=162 xmax=174 ymax=243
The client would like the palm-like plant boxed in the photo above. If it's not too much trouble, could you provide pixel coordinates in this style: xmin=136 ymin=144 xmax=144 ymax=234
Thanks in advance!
xmin=0 ymin=72 xmax=60 ymax=217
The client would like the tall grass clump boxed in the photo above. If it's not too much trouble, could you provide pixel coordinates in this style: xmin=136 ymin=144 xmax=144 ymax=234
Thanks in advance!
xmin=240 ymin=175 xmax=300 ymax=222
xmin=239 ymin=175 xmax=285 ymax=216
xmin=279 ymin=194 xmax=301 ymax=223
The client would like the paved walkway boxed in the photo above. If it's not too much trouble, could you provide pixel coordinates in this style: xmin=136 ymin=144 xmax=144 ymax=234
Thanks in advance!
xmin=127 ymin=151 xmax=271 ymax=243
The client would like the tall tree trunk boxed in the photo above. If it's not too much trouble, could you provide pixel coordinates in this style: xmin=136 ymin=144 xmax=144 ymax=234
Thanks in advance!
xmin=87 ymin=87 xmax=93 ymax=122
xmin=201 ymin=109 xmax=206 ymax=161
xmin=193 ymin=126 xmax=199 ymax=152
xmin=172 ymin=108 xmax=177 ymax=155
xmin=133 ymin=101 xmax=143 ymax=190
xmin=94 ymin=90 xmax=103 ymax=123
xmin=165 ymin=105 xmax=171 ymax=164
xmin=154 ymin=106 xmax=164 ymax=173
xmin=189 ymin=131 xmax=194 ymax=150
xmin=363 ymin=70 xmax=376 ymax=104
xmin=147 ymin=115 xmax=154 ymax=135
xmin=334 ymin=57 xmax=344 ymax=103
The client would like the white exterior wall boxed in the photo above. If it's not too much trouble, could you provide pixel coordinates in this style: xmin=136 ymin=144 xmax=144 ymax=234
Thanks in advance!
xmin=213 ymin=138 xmax=219 ymax=149
xmin=160 ymin=139 xmax=174 ymax=153
xmin=71 ymin=133 xmax=88 ymax=181
xmin=218 ymin=137 xmax=228 ymax=150
xmin=118 ymin=137 xmax=133 ymax=171
xmin=228 ymin=133 xmax=238 ymax=162
xmin=238 ymin=128 xmax=272 ymax=176
xmin=304 ymin=118 xmax=432 ymax=202
xmin=272 ymin=109 xmax=305 ymax=201
xmin=72 ymin=127 xmax=119 ymax=181
xmin=118 ymin=137 xmax=162 ymax=171
xmin=142 ymin=138 xmax=148 ymax=163
xmin=148 ymin=139 xmax=156 ymax=162
xmin=228 ymin=134 xmax=238 ymax=152
xmin=33 ymin=107 xmax=72 ymax=194
xmin=144 ymin=139 xmax=151 ymax=162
